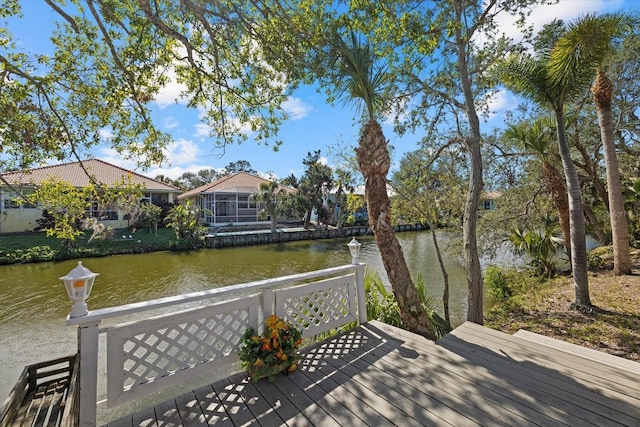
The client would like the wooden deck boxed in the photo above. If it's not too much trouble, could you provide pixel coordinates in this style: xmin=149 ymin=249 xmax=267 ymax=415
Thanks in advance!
xmin=1 ymin=355 xmax=78 ymax=427
xmin=106 ymin=321 xmax=640 ymax=427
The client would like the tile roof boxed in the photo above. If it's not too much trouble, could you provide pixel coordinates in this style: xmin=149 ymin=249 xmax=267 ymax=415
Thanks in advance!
xmin=0 ymin=159 xmax=181 ymax=192
xmin=482 ymin=191 xmax=503 ymax=200
xmin=178 ymin=172 xmax=296 ymax=199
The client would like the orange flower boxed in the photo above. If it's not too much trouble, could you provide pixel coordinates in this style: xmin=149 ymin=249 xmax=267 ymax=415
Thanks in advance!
xmin=254 ymin=358 xmax=265 ymax=368
xmin=266 ymin=315 xmax=279 ymax=329
xmin=288 ymin=363 xmax=298 ymax=372
xmin=277 ymin=350 xmax=287 ymax=361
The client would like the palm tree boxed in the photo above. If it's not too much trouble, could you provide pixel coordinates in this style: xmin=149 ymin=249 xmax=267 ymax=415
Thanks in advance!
xmin=505 ymin=118 xmax=571 ymax=260
xmin=253 ymin=181 xmax=283 ymax=233
xmin=494 ymin=27 xmax=593 ymax=308
xmin=551 ymin=13 xmax=632 ymax=275
xmin=331 ymin=168 xmax=355 ymax=230
xmin=333 ymin=32 xmax=436 ymax=339
xmin=510 ymin=222 xmax=564 ymax=278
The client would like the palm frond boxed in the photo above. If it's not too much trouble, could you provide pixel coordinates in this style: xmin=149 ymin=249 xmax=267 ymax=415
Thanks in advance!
xmin=493 ymin=54 xmax=556 ymax=108
xmin=333 ymin=31 xmax=388 ymax=120
xmin=504 ymin=118 xmax=554 ymax=157
xmin=547 ymin=13 xmax=626 ymax=100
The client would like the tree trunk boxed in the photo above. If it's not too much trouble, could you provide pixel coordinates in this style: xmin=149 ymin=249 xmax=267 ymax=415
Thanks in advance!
xmin=356 ymin=120 xmax=436 ymax=339
xmin=303 ymin=210 xmax=311 ymax=229
xmin=583 ymin=203 xmax=609 ymax=245
xmin=430 ymin=221 xmax=450 ymax=326
xmin=454 ymin=0 xmax=484 ymax=324
xmin=592 ymin=71 xmax=631 ymax=275
xmin=543 ymin=161 xmax=571 ymax=260
xmin=269 ymin=209 xmax=277 ymax=233
xmin=554 ymin=110 xmax=591 ymax=307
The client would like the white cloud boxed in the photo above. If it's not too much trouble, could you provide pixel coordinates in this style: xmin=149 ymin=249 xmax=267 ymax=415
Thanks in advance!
xmin=382 ymin=97 xmax=411 ymax=126
xmin=281 ymin=97 xmax=312 ymax=120
xmin=492 ymin=0 xmax=621 ymax=44
xmin=523 ymin=0 xmax=621 ymax=35
xmin=163 ymin=116 xmax=179 ymax=129
xmin=97 ymin=147 xmax=137 ymax=170
xmin=479 ymin=89 xmax=513 ymax=120
xmin=162 ymin=138 xmax=200 ymax=165
xmin=194 ymin=117 xmax=254 ymax=139
xmin=99 ymin=128 xmax=114 ymax=140
xmin=146 ymin=164 xmax=214 ymax=180
xmin=154 ymin=68 xmax=189 ymax=108
xmin=194 ymin=123 xmax=212 ymax=138
xmin=94 ymin=138 xmax=200 ymax=179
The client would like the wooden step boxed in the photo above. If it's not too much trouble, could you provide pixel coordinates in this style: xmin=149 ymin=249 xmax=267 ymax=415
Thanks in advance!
xmin=513 ymin=328 xmax=640 ymax=375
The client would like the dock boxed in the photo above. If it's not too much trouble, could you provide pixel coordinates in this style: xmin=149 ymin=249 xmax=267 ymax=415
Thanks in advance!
xmin=3 ymin=260 xmax=639 ymax=427
xmin=106 ymin=321 xmax=640 ymax=426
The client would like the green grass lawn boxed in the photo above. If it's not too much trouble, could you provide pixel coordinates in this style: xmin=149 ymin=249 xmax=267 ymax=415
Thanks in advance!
xmin=0 ymin=228 xmax=176 ymax=264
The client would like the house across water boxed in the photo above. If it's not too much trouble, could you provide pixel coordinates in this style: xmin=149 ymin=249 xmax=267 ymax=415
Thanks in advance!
xmin=0 ymin=159 xmax=181 ymax=234
xmin=178 ymin=172 xmax=296 ymax=227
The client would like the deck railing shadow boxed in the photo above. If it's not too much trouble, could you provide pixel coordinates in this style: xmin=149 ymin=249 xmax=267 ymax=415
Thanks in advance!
xmin=66 ymin=263 xmax=366 ymax=426
xmin=435 ymin=326 xmax=640 ymax=426
xmin=109 ymin=313 xmax=640 ymax=425
xmin=158 ymin=321 xmax=410 ymax=425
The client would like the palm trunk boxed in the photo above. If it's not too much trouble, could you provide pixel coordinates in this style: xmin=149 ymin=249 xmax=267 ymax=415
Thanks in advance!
xmin=593 ymin=71 xmax=631 ymax=275
xmin=356 ymin=120 xmax=436 ymax=339
xmin=555 ymin=110 xmax=591 ymax=307
xmin=543 ymin=161 xmax=571 ymax=260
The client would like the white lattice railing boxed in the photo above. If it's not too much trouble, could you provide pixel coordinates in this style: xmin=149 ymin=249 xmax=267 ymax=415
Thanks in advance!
xmin=66 ymin=263 xmax=366 ymax=427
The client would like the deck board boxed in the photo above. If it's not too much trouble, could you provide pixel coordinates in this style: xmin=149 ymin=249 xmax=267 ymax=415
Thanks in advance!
xmin=103 ymin=321 xmax=640 ymax=427
xmin=438 ymin=325 xmax=637 ymax=425
xmin=513 ymin=329 xmax=640 ymax=375
xmin=446 ymin=322 xmax=640 ymax=419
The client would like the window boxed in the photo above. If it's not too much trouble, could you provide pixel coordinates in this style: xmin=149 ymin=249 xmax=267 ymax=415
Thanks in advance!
xmin=151 ymin=193 xmax=165 ymax=204
xmin=483 ymin=200 xmax=493 ymax=210
xmin=238 ymin=195 xmax=256 ymax=209
xmin=1 ymin=190 xmax=36 ymax=209
xmin=87 ymin=202 xmax=118 ymax=220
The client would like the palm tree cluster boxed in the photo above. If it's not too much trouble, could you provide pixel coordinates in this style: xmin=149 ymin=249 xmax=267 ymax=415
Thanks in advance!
xmin=494 ymin=13 xmax=635 ymax=308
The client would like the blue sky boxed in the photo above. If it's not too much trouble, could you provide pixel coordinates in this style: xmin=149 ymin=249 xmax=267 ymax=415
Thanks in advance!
xmin=6 ymin=0 xmax=631 ymax=181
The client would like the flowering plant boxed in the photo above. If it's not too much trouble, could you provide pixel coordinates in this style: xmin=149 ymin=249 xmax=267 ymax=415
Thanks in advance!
xmin=238 ymin=315 xmax=303 ymax=382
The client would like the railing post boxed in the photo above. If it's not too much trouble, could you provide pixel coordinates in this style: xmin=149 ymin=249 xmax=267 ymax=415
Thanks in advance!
xmin=355 ymin=264 xmax=367 ymax=324
xmin=262 ymin=288 xmax=274 ymax=332
xmin=77 ymin=320 xmax=100 ymax=427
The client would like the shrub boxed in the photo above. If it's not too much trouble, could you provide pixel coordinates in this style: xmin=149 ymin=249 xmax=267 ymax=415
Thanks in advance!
xmin=484 ymin=265 xmax=511 ymax=301
xmin=238 ymin=315 xmax=303 ymax=382
xmin=364 ymin=269 xmax=451 ymax=338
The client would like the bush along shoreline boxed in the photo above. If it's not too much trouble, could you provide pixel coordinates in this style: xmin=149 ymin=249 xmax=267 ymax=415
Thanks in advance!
xmin=0 ymin=229 xmax=177 ymax=265
xmin=0 ymin=223 xmax=428 ymax=265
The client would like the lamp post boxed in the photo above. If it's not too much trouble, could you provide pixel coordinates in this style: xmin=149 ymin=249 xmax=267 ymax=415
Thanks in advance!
xmin=60 ymin=261 xmax=99 ymax=318
xmin=347 ymin=237 xmax=361 ymax=265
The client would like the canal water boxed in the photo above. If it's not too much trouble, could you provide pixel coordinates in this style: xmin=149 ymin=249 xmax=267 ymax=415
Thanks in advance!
xmin=0 ymin=231 xmax=477 ymax=403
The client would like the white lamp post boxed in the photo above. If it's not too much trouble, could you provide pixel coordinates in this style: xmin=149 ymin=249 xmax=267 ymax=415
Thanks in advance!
xmin=347 ymin=237 xmax=362 ymax=265
xmin=60 ymin=261 xmax=99 ymax=318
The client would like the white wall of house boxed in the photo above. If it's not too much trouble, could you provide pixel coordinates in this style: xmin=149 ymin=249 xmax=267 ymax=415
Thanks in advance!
xmin=0 ymin=189 xmax=178 ymax=234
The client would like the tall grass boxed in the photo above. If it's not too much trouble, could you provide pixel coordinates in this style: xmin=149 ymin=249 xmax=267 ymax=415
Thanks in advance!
xmin=364 ymin=268 xmax=452 ymax=339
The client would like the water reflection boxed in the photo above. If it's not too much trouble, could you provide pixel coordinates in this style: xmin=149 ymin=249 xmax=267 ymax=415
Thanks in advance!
xmin=0 ymin=231 xmax=471 ymax=402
